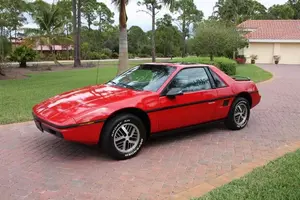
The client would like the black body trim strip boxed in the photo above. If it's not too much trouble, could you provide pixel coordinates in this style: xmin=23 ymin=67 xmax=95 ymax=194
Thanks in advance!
xmin=147 ymin=90 xmax=259 ymax=113
xmin=151 ymin=118 xmax=226 ymax=136
xmin=146 ymin=95 xmax=236 ymax=113
xmin=32 ymin=113 xmax=106 ymax=129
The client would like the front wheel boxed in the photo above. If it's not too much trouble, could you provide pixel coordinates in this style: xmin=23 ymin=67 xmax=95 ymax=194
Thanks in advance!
xmin=100 ymin=113 xmax=146 ymax=160
xmin=225 ymin=97 xmax=250 ymax=130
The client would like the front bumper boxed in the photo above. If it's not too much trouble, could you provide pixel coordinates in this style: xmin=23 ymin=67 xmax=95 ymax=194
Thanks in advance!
xmin=33 ymin=113 xmax=105 ymax=145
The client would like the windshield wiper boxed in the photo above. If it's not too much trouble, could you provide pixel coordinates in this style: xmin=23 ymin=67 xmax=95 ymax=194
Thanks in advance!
xmin=117 ymin=82 xmax=137 ymax=90
xmin=107 ymin=81 xmax=141 ymax=91
xmin=107 ymin=80 xmax=117 ymax=85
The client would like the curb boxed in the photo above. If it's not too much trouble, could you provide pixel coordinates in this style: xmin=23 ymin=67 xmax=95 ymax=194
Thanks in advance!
xmin=257 ymin=73 xmax=275 ymax=85
xmin=256 ymin=66 xmax=275 ymax=85
xmin=171 ymin=141 xmax=300 ymax=200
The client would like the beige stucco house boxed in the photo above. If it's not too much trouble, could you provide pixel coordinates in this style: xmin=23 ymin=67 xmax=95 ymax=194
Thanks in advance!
xmin=237 ymin=20 xmax=300 ymax=64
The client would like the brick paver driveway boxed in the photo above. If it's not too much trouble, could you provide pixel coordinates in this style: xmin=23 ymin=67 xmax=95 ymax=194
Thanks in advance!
xmin=1 ymin=64 xmax=300 ymax=200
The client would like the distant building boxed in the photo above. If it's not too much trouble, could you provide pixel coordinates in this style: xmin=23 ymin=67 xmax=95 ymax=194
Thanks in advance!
xmin=10 ymin=37 xmax=73 ymax=54
xmin=33 ymin=45 xmax=73 ymax=53
xmin=238 ymin=20 xmax=300 ymax=64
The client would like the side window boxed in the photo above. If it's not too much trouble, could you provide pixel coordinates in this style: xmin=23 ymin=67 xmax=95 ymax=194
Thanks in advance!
xmin=168 ymin=68 xmax=212 ymax=93
xmin=209 ymin=69 xmax=227 ymax=88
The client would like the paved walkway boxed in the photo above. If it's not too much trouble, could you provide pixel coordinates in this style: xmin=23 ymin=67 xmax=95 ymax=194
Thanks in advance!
xmin=1 ymin=64 xmax=300 ymax=200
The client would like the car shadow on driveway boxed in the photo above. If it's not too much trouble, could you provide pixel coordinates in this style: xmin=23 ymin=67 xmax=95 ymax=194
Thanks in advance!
xmin=147 ymin=121 xmax=226 ymax=146
xmin=31 ymin=121 xmax=227 ymax=161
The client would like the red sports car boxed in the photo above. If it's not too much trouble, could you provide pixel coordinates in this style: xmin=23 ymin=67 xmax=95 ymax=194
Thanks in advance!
xmin=32 ymin=63 xmax=261 ymax=160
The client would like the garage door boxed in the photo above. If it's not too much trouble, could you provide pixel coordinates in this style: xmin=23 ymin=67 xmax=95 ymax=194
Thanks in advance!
xmin=279 ymin=44 xmax=300 ymax=64
xmin=245 ymin=43 xmax=274 ymax=64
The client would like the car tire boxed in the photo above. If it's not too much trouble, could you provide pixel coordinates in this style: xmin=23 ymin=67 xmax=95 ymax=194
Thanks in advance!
xmin=100 ymin=113 xmax=146 ymax=160
xmin=225 ymin=97 xmax=250 ymax=130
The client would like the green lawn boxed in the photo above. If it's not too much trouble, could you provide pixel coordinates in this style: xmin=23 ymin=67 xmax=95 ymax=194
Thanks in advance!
xmin=0 ymin=63 xmax=272 ymax=125
xmin=236 ymin=64 xmax=273 ymax=83
xmin=194 ymin=149 xmax=300 ymax=200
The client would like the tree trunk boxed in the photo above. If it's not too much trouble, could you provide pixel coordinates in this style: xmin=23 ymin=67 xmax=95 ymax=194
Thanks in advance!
xmin=210 ymin=54 xmax=214 ymax=61
xmin=182 ymin=18 xmax=186 ymax=58
xmin=14 ymin=27 xmax=17 ymax=48
xmin=66 ymin=23 xmax=70 ymax=60
xmin=151 ymin=6 xmax=156 ymax=62
xmin=20 ymin=61 xmax=27 ymax=68
xmin=88 ymin=15 xmax=91 ymax=30
xmin=117 ymin=0 xmax=129 ymax=75
xmin=76 ymin=0 xmax=81 ymax=67
xmin=73 ymin=0 xmax=81 ymax=67
xmin=9 ymin=30 xmax=12 ymax=43
xmin=118 ymin=27 xmax=128 ymax=75
xmin=98 ymin=13 xmax=102 ymax=32
xmin=72 ymin=0 xmax=78 ymax=67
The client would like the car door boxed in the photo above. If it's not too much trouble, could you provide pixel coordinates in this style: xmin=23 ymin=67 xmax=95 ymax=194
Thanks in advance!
xmin=153 ymin=67 xmax=218 ymax=132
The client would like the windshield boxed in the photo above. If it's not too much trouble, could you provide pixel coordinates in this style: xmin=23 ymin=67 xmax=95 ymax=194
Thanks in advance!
xmin=107 ymin=64 xmax=176 ymax=92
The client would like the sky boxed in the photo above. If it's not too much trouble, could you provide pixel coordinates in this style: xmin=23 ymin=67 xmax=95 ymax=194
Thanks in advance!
xmin=34 ymin=0 xmax=287 ymax=31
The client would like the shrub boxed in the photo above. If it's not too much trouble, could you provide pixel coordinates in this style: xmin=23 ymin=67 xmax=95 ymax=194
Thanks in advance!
xmin=101 ymin=48 xmax=112 ymax=58
xmin=111 ymin=52 xmax=119 ymax=59
xmin=100 ymin=54 xmax=109 ymax=59
xmin=9 ymin=45 xmax=37 ymax=68
xmin=172 ymin=56 xmax=237 ymax=75
xmin=138 ymin=53 xmax=149 ymax=58
xmin=156 ymin=53 xmax=164 ymax=58
xmin=87 ymin=52 xmax=101 ymax=60
xmin=128 ymin=53 xmax=135 ymax=59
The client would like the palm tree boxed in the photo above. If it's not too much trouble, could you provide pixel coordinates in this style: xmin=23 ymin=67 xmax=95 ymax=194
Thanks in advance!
xmin=72 ymin=0 xmax=82 ymax=67
xmin=112 ymin=0 xmax=174 ymax=74
xmin=25 ymin=2 xmax=71 ymax=64
xmin=138 ymin=0 xmax=175 ymax=62
xmin=112 ymin=0 xmax=129 ymax=75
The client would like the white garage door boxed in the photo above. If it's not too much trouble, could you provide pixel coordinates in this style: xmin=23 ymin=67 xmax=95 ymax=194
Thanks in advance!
xmin=279 ymin=44 xmax=300 ymax=64
xmin=246 ymin=43 xmax=274 ymax=64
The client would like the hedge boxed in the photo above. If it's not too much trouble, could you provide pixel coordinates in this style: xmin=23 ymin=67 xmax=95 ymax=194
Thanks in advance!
xmin=172 ymin=56 xmax=237 ymax=75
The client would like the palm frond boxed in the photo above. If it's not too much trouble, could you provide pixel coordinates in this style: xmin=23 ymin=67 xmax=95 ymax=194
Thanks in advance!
xmin=23 ymin=28 xmax=42 ymax=37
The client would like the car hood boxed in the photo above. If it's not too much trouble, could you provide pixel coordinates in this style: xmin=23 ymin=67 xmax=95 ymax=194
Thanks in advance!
xmin=33 ymin=84 xmax=153 ymax=125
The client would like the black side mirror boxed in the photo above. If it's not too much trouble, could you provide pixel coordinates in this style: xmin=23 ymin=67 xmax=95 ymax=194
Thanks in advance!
xmin=166 ymin=88 xmax=183 ymax=99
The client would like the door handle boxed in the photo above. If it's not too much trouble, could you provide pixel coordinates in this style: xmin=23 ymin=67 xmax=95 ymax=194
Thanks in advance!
xmin=208 ymin=102 xmax=215 ymax=104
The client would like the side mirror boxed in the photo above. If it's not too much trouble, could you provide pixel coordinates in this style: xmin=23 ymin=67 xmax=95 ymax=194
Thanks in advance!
xmin=166 ymin=88 xmax=183 ymax=99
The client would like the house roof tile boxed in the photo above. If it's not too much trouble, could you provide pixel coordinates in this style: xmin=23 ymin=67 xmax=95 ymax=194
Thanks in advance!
xmin=237 ymin=20 xmax=300 ymax=40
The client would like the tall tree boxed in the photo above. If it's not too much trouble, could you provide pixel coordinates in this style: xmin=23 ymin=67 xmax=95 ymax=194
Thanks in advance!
xmin=82 ymin=0 xmax=97 ymax=30
xmin=212 ymin=0 xmax=267 ymax=24
xmin=155 ymin=14 xmax=181 ymax=57
xmin=137 ymin=0 xmax=175 ymax=62
xmin=95 ymin=2 xmax=115 ymax=32
xmin=112 ymin=0 xmax=129 ymax=75
xmin=25 ymin=2 xmax=70 ymax=62
xmin=268 ymin=4 xmax=295 ymax=19
xmin=287 ymin=0 xmax=300 ymax=19
xmin=57 ymin=0 xmax=72 ymax=59
xmin=0 ymin=0 xmax=27 ymax=42
xmin=128 ymin=26 xmax=148 ymax=55
xmin=72 ymin=0 xmax=82 ymax=67
xmin=172 ymin=0 xmax=203 ymax=57
xmin=192 ymin=20 xmax=248 ymax=61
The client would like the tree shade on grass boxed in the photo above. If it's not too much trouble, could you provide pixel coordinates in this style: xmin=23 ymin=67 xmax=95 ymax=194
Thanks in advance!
xmin=193 ymin=149 xmax=300 ymax=200
xmin=0 ymin=62 xmax=272 ymax=125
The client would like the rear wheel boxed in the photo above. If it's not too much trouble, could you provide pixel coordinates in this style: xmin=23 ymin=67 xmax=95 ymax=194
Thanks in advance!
xmin=100 ymin=113 xmax=146 ymax=160
xmin=225 ymin=97 xmax=250 ymax=130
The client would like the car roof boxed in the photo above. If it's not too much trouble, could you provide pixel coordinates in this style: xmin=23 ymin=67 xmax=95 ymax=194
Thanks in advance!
xmin=141 ymin=62 xmax=211 ymax=69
